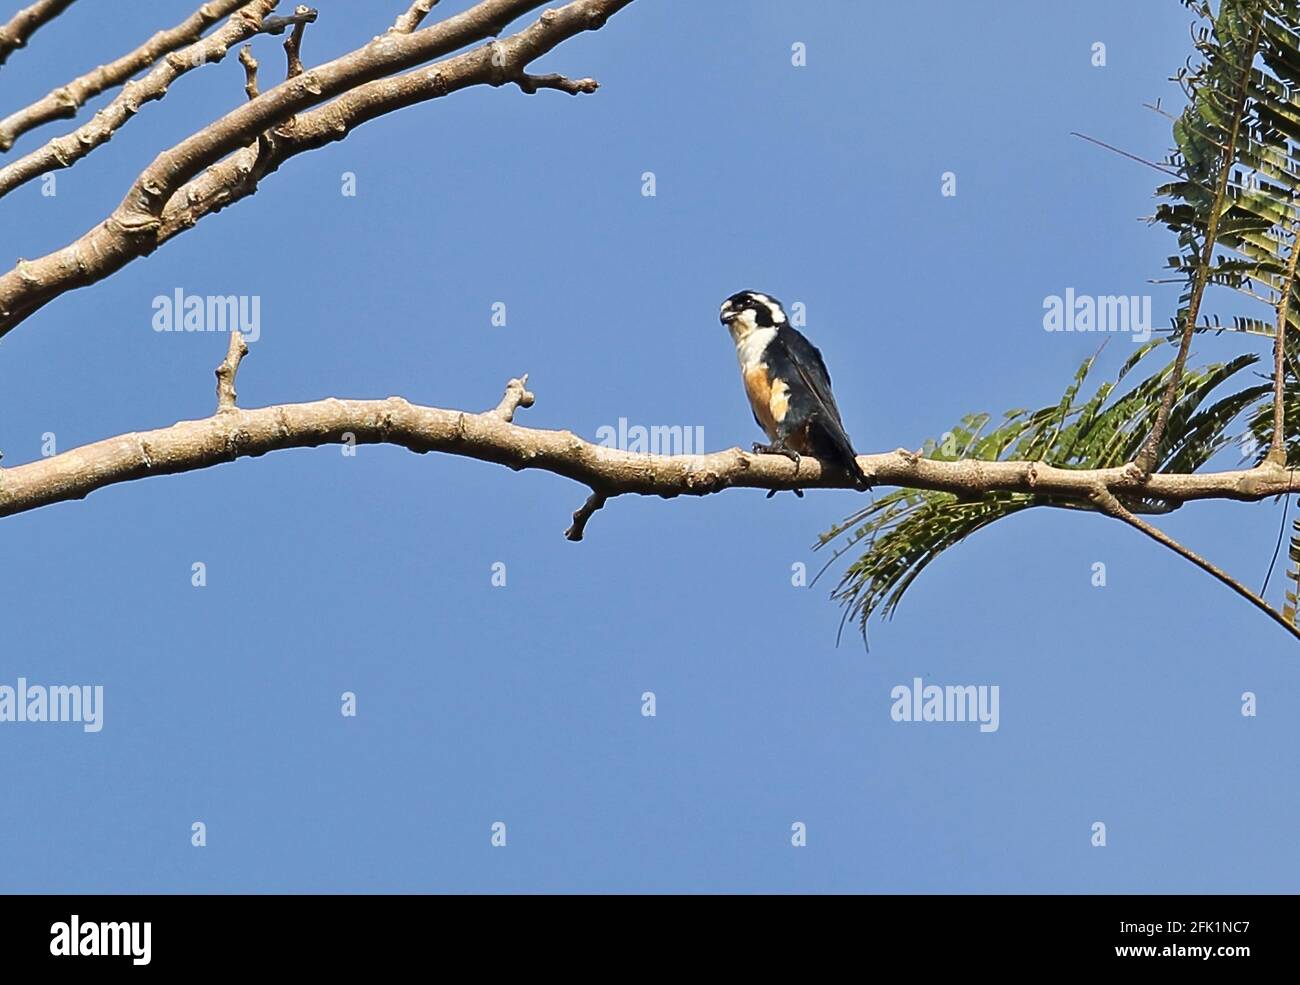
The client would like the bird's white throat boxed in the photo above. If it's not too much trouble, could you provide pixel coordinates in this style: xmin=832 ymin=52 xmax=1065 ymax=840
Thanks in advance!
xmin=733 ymin=322 xmax=777 ymax=372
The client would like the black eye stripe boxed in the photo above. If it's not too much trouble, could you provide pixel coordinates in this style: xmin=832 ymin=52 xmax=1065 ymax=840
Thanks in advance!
xmin=723 ymin=291 xmax=783 ymax=326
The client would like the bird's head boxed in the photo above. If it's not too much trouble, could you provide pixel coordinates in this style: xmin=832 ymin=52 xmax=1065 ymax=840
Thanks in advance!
xmin=719 ymin=290 xmax=787 ymax=340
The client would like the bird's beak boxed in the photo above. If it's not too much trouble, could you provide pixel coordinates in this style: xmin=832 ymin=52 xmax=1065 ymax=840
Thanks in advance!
xmin=720 ymin=308 xmax=737 ymax=324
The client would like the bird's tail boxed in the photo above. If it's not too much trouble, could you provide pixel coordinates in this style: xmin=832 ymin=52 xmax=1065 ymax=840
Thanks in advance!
xmin=810 ymin=412 xmax=872 ymax=490
xmin=817 ymin=420 xmax=872 ymax=490
xmin=849 ymin=454 xmax=872 ymax=490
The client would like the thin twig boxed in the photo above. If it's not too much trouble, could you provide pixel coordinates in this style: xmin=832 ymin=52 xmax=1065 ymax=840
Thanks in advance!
xmin=261 ymin=6 xmax=317 ymax=36
xmin=491 ymin=374 xmax=534 ymax=422
xmin=0 ymin=0 xmax=76 ymax=68
xmin=1070 ymin=131 xmax=1207 ymax=191
xmin=393 ymin=0 xmax=441 ymax=33
xmin=214 ymin=331 xmax=249 ymax=412
xmin=1091 ymin=486 xmax=1300 ymax=642
xmin=565 ymin=490 xmax=609 ymax=541
xmin=239 ymin=45 xmax=260 ymax=101
xmin=280 ymin=5 xmax=317 ymax=79
xmin=1261 ymin=491 xmax=1291 ymax=595
xmin=515 ymin=72 xmax=598 ymax=94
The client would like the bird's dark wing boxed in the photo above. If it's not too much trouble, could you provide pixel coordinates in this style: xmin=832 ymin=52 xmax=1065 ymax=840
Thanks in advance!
xmin=771 ymin=326 xmax=869 ymax=486
xmin=776 ymin=327 xmax=849 ymax=432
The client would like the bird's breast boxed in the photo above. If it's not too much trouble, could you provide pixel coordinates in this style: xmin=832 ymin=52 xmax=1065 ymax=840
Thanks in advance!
xmin=742 ymin=364 xmax=790 ymax=436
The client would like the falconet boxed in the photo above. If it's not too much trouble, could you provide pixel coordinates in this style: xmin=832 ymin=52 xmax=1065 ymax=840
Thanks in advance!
xmin=719 ymin=290 xmax=871 ymax=495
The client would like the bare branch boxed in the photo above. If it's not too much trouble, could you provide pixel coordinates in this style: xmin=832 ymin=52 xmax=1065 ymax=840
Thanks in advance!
xmin=99 ymin=0 xmax=552 ymax=205
xmin=0 ymin=0 xmax=75 ymax=68
xmin=393 ymin=0 xmax=441 ymax=34
xmin=238 ymin=44 xmax=260 ymax=101
xmin=0 ymin=360 xmax=1294 ymax=637
xmin=279 ymin=4 xmax=316 ymax=79
xmin=565 ymin=489 xmax=609 ymax=541
xmin=515 ymin=71 xmax=598 ymax=94
xmin=0 ymin=0 xmax=248 ymax=150
xmin=274 ymin=4 xmax=317 ymax=143
xmin=0 ymin=381 xmax=1297 ymax=521
xmin=1090 ymin=486 xmax=1300 ymax=642
xmin=491 ymin=374 xmax=534 ymax=422
xmin=154 ymin=1 xmax=619 ymax=244
xmin=214 ymin=331 xmax=248 ymax=412
xmin=0 ymin=0 xmax=631 ymax=339
xmin=236 ymin=43 xmax=276 ymax=161
xmin=0 ymin=1 xmax=279 ymax=201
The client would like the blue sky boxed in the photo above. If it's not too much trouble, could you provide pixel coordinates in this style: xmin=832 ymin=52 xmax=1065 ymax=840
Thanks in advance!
xmin=0 ymin=0 xmax=1296 ymax=893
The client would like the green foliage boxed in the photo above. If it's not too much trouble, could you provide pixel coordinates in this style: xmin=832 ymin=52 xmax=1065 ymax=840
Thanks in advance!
xmin=818 ymin=343 xmax=1264 ymax=635
xmin=821 ymin=0 xmax=1300 ymax=639
xmin=1159 ymin=0 xmax=1300 ymax=343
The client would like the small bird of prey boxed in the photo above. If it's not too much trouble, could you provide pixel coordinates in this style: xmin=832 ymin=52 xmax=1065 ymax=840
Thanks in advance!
xmin=719 ymin=290 xmax=871 ymax=495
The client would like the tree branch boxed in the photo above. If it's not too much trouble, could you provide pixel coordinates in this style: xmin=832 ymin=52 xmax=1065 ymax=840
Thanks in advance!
xmin=0 ymin=0 xmax=75 ymax=68
xmin=0 ymin=0 xmax=279 ymax=201
xmin=490 ymin=374 xmax=534 ymax=421
xmin=515 ymin=71 xmax=598 ymax=94
xmin=0 ymin=379 xmax=1297 ymax=521
xmin=394 ymin=0 xmax=441 ymax=34
xmin=277 ymin=4 xmax=316 ymax=79
xmin=0 ymin=0 xmax=247 ymax=150
xmin=1089 ymin=486 xmax=1300 ymax=641
xmin=239 ymin=44 xmax=261 ymax=101
xmin=214 ymin=330 xmax=248 ymax=412
xmin=0 ymin=352 xmax=1295 ymax=631
xmin=153 ymin=4 xmax=618 ymax=248
xmin=565 ymin=490 xmax=609 ymax=541
xmin=0 ymin=0 xmax=631 ymax=339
